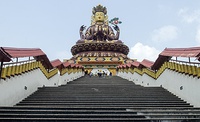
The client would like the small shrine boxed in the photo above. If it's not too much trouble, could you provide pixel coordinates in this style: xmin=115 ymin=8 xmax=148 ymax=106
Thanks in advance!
xmin=70 ymin=4 xmax=132 ymax=75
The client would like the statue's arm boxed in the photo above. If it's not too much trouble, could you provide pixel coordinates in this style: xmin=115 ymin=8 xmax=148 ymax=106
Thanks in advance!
xmin=85 ymin=27 xmax=93 ymax=40
xmin=113 ymin=25 xmax=120 ymax=40
xmin=80 ymin=25 xmax=86 ymax=39
xmin=107 ymin=26 xmax=118 ymax=40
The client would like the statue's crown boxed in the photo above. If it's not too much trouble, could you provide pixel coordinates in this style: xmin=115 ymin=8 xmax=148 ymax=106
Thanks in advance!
xmin=92 ymin=4 xmax=107 ymax=15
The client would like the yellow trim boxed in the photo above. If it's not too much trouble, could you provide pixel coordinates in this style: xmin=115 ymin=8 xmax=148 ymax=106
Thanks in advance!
xmin=10 ymin=65 xmax=15 ymax=76
xmin=197 ymin=67 xmax=200 ymax=77
xmin=61 ymin=68 xmax=68 ymax=76
xmin=6 ymin=66 xmax=12 ymax=77
xmin=1 ymin=68 xmax=6 ymax=79
xmin=118 ymin=61 xmax=200 ymax=79
xmin=0 ymin=61 xmax=64 ymax=80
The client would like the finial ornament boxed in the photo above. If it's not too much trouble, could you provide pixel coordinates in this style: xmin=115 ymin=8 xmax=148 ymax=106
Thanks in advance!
xmin=92 ymin=4 xmax=107 ymax=15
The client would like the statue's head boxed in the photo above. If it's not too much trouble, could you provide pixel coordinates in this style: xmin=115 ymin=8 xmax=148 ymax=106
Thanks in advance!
xmin=92 ymin=5 xmax=107 ymax=23
xmin=94 ymin=12 xmax=105 ymax=22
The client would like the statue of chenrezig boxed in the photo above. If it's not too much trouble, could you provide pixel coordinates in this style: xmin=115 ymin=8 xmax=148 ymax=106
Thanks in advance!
xmin=77 ymin=4 xmax=122 ymax=43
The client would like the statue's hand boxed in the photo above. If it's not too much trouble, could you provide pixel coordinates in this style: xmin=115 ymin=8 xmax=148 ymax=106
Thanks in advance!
xmin=80 ymin=25 xmax=86 ymax=32
xmin=94 ymin=32 xmax=97 ymax=36
xmin=113 ymin=25 xmax=120 ymax=32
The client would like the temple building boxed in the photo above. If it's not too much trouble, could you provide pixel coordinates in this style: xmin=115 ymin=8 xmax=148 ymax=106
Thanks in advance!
xmin=70 ymin=4 xmax=132 ymax=75
xmin=0 ymin=4 xmax=200 ymax=121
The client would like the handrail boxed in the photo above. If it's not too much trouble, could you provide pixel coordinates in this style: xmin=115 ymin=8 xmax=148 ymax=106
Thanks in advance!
xmin=170 ymin=59 xmax=200 ymax=66
xmin=3 ymin=59 xmax=36 ymax=66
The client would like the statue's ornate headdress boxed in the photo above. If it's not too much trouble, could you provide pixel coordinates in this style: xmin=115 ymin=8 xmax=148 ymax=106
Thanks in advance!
xmin=92 ymin=4 xmax=107 ymax=15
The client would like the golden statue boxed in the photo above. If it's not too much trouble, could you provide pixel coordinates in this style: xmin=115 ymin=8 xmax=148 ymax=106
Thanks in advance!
xmin=78 ymin=5 xmax=121 ymax=43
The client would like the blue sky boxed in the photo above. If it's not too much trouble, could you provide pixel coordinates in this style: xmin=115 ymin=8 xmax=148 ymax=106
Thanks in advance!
xmin=1 ymin=0 xmax=200 ymax=62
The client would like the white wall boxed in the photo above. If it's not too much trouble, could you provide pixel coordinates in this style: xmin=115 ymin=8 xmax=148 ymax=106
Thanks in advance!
xmin=58 ymin=73 xmax=70 ymax=85
xmin=58 ymin=71 xmax=84 ymax=85
xmin=118 ymin=69 xmax=200 ymax=107
xmin=0 ymin=69 xmax=83 ymax=106
xmin=157 ymin=69 xmax=200 ymax=107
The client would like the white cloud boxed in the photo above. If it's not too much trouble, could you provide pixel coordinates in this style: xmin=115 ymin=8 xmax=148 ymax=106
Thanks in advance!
xmin=195 ymin=27 xmax=200 ymax=45
xmin=178 ymin=8 xmax=200 ymax=23
xmin=178 ymin=8 xmax=200 ymax=45
xmin=152 ymin=25 xmax=178 ymax=42
xmin=129 ymin=42 xmax=160 ymax=62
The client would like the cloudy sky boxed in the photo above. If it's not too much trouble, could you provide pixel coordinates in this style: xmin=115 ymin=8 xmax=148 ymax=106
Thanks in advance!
xmin=0 ymin=0 xmax=200 ymax=62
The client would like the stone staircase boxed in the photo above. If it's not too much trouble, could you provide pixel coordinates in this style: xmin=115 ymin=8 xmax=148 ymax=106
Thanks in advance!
xmin=0 ymin=76 xmax=200 ymax=121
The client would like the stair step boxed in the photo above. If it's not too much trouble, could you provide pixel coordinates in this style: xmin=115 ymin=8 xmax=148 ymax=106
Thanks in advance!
xmin=17 ymin=103 xmax=191 ymax=106
xmin=0 ymin=117 xmax=199 ymax=122
xmin=20 ymin=100 xmax=186 ymax=102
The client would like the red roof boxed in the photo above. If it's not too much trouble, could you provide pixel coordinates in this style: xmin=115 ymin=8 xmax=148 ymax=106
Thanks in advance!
xmin=79 ymin=64 xmax=83 ymax=68
xmin=116 ymin=61 xmax=140 ymax=69
xmin=1 ymin=47 xmax=53 ymax=69
xmin=160 ymin=47 xmax=200 ymax=57
xmin=116 ymin=65 xmax=121 ymax=69
xmin=121 ymin=64 xmax=126 ymax=68
xmin=152 ymin=47 xmax=200 ymax=70
xmin=131 ymin=61 xmax=140 ymax=67
xmin=51 ymin=59 xmax=63 ymax=68
xmin=126 ymin=63 xmax=132 ymax=68
xmin=0 ymin=47 xmax=11 ymax=62
xmin=2 ymin=47 xmax=45 ymax=58
xmin=63 ymin=61 xmax=71 ymax=67
xmin=70 ymin=63 xmax=76 ymax=68
xmin=75 ymin=64 xmax=83 ymax=68
xmin=139 ymin=59 xmax=154 ymax=68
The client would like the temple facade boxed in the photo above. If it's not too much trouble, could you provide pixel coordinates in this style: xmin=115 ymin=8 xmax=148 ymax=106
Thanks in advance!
xmin=70 ymin=5 xmax=132 ymax=75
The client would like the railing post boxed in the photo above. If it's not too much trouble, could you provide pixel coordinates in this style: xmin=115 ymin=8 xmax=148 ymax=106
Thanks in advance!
xmin=0 ymin=60 xmax=4 ymax=80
